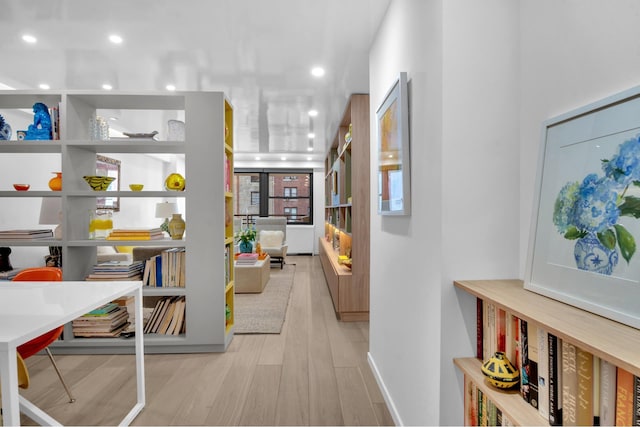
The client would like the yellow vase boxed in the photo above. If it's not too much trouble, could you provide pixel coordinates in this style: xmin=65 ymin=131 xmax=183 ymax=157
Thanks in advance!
xmin=168 ymin=213 xmax=186 ymax=240
xmin=49 ymin=172 xmax=62 ymax=191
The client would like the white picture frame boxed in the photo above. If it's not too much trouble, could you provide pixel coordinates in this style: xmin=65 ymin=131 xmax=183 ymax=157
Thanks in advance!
xmin=376 ymin=72 xmax=411 ymax=216
xmin=525 ymin=85 xmax=640 ymax=329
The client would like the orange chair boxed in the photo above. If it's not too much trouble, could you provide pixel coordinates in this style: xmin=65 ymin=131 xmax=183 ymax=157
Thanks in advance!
xmin=13 ymin=267 xmax=75 ymax=403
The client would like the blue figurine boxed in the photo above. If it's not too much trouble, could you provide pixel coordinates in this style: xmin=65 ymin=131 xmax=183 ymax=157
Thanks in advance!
xmin=0 ymin=114 xmax=11 ymax=140
xmin=25 ymin=102 xmax=52 ymax=140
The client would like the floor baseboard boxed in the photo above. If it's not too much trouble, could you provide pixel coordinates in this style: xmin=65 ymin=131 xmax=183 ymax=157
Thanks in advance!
xmin=368 ymin=351 xmax=403 ymax=426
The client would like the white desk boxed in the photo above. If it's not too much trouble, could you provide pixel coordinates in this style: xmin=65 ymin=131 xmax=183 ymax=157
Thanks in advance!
xmin=0 ymin=281 xmax=145 ymax=426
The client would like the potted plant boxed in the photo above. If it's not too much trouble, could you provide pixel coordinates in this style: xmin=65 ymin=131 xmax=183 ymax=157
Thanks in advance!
xmin=235 ymin=227 xmax=256 ymax=253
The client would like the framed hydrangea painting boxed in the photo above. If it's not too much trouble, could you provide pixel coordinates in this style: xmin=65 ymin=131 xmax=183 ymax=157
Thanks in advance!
xmin=526 ymin=86 xmax=640 ymax=329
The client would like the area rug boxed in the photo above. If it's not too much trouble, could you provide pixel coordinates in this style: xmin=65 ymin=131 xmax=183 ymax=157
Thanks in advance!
xmin=234 ymin=263 xmax=296 ymax=334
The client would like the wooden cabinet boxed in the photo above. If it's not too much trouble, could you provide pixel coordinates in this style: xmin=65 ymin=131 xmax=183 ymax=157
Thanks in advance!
xmin=0 ymin=90 xmax=234 ymax=353
xmin=321 ymin=94 xmax=370 ymax=321
xmin=453 ymin=279 xmax=640 ymax=426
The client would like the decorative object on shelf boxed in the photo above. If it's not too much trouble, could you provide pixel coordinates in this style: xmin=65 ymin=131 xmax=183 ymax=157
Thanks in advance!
xmin=255 ymin=241 xmax=262 ymax=256
xmin=39 ymin=197 xmax=62 ymax=239
xmin=16 ymin=130 xmax=26 ymax=140
xmin=235 ymin=226 xmax=256 ymax=253
xmin=48 ymin=172 xmax=62 ymax=191
xmin=526 ymin=85 xmax=640 ymax=330
xmin=25 ymin=102 xmax=52 ymax=140
xmin=45 ymin=246 xmax=62 ymax=268
xmin=345 ymin=123 xmax=352 ymax=144
xmin=129 ymin=184 xmax=144 ymax=191
xmin=165 ymin=172 xmax=186 ymax=191
xmin=83 ymin=175 xmax=116 ymax=191
xmin=481 ymin=351 xmax=520 ymax=389
xmin=155 ymin=202 xmax=178 ymax=236
xmin=88 ymin=115 xmax=109 ymax=140
xmin=13 ymin=184 xmax=30 ymax=191
xmin=89 ymin=209 xmax=113 ymax=240
xmin=0 ymin=114 xmax=11 ymax=140
xmin=0 ymin=247 xmax=13 ymax=272
xmin=168 ymin=213 xmax=186 ymax=240
xmin=122 ymin=131 xmax=159 ymax=140
xmin=167 ymin=119 xmax=185 ymax=141
xmin=377 ymin=72 xmax=411 ymax=216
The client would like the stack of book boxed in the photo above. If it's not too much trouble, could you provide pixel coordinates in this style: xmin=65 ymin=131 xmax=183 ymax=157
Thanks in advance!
xmin=85 ymin=260 xmax=144 ymax=281
xmin=142 ymin=248 xmax=186 ymax=287
xmin=106 ymin=228 xmax=164 ymax=241
xmin=144 ymin=296 xmax=186 ymax=335
xmin=235 ymin=252 xmax=258 ymax=265
xmin=72 ymin=302 xmax=129 ymax=337
xmin=0 ymin=229 xmax=53 ymax=240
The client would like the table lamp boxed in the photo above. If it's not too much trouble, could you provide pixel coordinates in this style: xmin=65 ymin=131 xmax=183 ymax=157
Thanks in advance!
xmin=155 ymin=202 xmax=178 ymax=236
xmin=39 ymin=197 xmax=62 ymax=239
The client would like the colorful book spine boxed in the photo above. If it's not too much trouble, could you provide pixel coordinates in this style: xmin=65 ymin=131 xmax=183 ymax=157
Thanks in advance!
xmin=616 ymin=367 xmax=634 ymax=427
xmin=576 ymin=347 xmax=593 ymax=426
xmin=548 ymin=333 xmax=562 ymax=426
xmin=477 ymin=298 xmax=483 ymax=360
xmin=520 ymin=318 xmax=530 ymax=403
xmin=538 ymin=326 xmax=549 ymax=420
xmin=562 ymin=341 xmax=578 ymax=426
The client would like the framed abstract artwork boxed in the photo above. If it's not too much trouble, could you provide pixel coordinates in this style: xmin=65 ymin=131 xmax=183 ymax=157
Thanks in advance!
xmin=525 ymin=86 xmax=640 ymax=329
xmin=377 ymin=72 xmax=411 ymax=216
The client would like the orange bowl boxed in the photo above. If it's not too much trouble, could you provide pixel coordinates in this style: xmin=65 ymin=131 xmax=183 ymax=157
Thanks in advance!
xmin=13 ymin=184 xmax=30 ymax=191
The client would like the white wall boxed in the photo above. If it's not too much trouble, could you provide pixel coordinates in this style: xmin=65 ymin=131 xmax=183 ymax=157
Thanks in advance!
xmin=369 ymin=0 xmax=520 ymax=425
xmin=518 ymin=0 xmax=640 ymax=275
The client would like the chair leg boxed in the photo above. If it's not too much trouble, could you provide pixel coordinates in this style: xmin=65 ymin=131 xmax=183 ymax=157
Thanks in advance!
xmin=45 ymin=348 xmax=76 ymax=403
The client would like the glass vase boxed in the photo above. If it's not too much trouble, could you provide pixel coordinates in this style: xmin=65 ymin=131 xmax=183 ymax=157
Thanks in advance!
xmin=89 ymin=209 xmax=113 ymax=240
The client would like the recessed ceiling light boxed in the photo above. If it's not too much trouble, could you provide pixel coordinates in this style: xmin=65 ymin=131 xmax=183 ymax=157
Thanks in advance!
xmin=166 ymin=84 xmax=176 ymax=91
xmin=255 ymin=156 xmax=261 ymax=161
xmin=307 ymin=132 xmax=315 ymax=138
xmin=39 ymin=83 xmax=50 ymax=90
xmin=281 ymin=156 xmax=287 ymax=161
xmin=308 ymin=110 xmax=318 ymax=117
xmin=311 ymin=67 xmax=325 ymax=77
xmin=102 ymin=83 xmax=113 ymax=90
xmin=22 ymin=34 xmax=37 ymax=44
xmin=109 ymin=34 xmax=123 ymax=44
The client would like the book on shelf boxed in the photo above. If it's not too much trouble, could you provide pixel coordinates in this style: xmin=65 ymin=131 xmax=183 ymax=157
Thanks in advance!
xmin=0 ymin=229 xmax=54 ymax=239
xmin=85 ymin=260 xmax=144 ymax=281
xmin=527 ymin=322 xmax=539 ymax=410
xmin=548 ymin=333 xmax=563 ymax=426
xmin=476 ymin=298 xmax=483 ymax=359
xmin=562 ymin=341 xmax=578 ymax=426
xmin=141 ymin=248 xmax=185 ymax=287
xmin=107 ymin=228 xmax=164 ymax=241
xmin=538 ymin=326 xmax=549 ymax=420
xmin=84 ymin=302 xmax=119 ymax=316
xmin=72 ymin=306 xmax=129 ymax=337
xmin=575 ymin=347 xmax=594 ymax=426
xmin=599 ymin=359 xmax=616 ymax=427
xmin=143 ymin=296 xmax=185 ymax=335
xmin=616 ymin=367 xmax=635 ymax=426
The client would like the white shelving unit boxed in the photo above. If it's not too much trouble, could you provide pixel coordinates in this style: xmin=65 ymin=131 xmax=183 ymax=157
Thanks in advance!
xmin=0 ymin=90 xmax=234 ymax=353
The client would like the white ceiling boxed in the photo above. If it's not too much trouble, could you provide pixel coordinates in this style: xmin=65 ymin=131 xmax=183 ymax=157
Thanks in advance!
xmin=0 ymin=0 xmax=390 ymax=164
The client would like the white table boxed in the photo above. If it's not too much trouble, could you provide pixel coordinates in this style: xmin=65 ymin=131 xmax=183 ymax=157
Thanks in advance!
xmin=0 ymin=281 xmax=145 ymax=426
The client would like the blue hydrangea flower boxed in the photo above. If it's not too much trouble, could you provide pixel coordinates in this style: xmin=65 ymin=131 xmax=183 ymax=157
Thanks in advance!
xmin=553 ymin=181 xmax=580 ymax=233
xmin=572 ymin=174 xmax=619 ymax=233
xmin=602 ymin=136 xmax=640 ymax=186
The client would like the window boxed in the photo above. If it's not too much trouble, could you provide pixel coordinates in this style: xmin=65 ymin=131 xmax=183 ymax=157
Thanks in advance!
xmin=234 ymin=169 xmax=313 ymax=225
xmin=284 ymin=207 xmax=298 ymax=220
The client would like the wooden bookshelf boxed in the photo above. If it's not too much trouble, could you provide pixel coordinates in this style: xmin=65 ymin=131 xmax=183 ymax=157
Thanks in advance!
xmin=454 ymin=279 xmax=640 ymax=426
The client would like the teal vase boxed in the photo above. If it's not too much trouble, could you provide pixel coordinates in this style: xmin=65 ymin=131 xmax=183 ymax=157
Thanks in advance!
xmin=239 ymin=240 xmax=253 ymax=253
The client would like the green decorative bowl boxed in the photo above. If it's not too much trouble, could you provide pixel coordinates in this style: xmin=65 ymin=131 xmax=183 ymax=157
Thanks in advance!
xmin=83 ymin=175 xmax=115 ymax=191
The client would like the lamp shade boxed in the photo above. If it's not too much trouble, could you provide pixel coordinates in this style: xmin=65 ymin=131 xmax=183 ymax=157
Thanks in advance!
xmin=155 ymin=202 xmax=178 ymax=218
xmin=39 ymin=197 xmax=62 ymax=224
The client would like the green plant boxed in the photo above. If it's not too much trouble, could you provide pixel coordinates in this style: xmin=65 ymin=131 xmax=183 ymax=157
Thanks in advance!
xmin=235 ymin=227 xmax=256 ymax=244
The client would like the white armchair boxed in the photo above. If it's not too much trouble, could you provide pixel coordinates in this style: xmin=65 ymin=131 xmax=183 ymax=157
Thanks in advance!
xmin=255 ymin=217 xmax=288 ymax=269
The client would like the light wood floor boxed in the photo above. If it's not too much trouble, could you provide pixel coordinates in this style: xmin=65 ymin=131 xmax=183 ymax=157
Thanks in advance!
xmin=17 ymin=255 xmax=394 ymax=426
